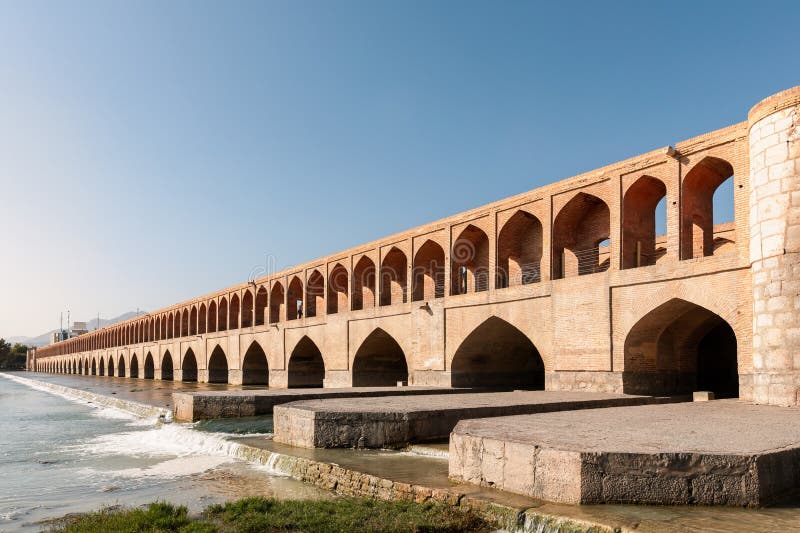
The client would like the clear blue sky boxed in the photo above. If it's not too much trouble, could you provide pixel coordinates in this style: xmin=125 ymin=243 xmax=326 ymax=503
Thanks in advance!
xmin=1 ymin=1 xmax=798 ymax=338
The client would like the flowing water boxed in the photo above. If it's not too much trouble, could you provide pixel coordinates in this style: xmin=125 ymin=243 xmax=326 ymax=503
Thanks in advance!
xmin=3 ymin=371 xmax=800 ymax=533
xmin=0 ymin=372 xmax=328 ymax=532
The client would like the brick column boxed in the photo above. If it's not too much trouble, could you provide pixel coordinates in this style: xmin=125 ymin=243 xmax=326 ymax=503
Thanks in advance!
xmin=748 ymin=86 xmax=800 ymax=406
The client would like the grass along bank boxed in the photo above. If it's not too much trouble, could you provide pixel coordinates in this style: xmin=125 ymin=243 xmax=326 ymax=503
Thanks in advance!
xmin=44 ymin=497 xmax=495 ymax=533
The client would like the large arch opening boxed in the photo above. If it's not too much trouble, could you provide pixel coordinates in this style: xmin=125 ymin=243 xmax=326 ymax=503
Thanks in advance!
xmin=242 ymin=290 xmax=253 ymax=328
xmin=412 ymin=240 xmax=445 ymax=301
xmin=92 ymin=357 xmax=97 ymax=376
xmin=108 ymin=356 xmax=115 ymax=377
xmin=327 ymin=264 xmax=349 ymax=314
xmin=182 ymin=348 xmax=198 ymax=382
xmin=190 ymin=306 xmax=198 ymax=335
xmin=451 ymin=317 xmax=545 ymax=389
xmin=623 ymin=298 xmax=739 ymax=397
xmin=218 ymin=297 xmax=228 ymax=332
xmin=623 ymin=176 xmax=667 ymax=269
xmin=84 ymin=358 xmax=89 ymax=375
xmin=288 ymin=336 xmax=325 ymax=388
xmin=78 ymin=359 xmax=83 ymax=375
xmin=167 ymin=314 xmax=174 ymax=339
xmin=208 ymin=301 xmax=217 ymax=333
xmin=241 ymin=342 xmax=268 ymax=385
xmin=208 ymin=346 xmax=229 ymax=384
xmin=144 ymin=352 xmax=154 ymax=379
xmin=198 ymin=304 xmax=207 ymax=335
xmin=117 ymin=355 xmax=126 ymax=378
xmin=553 ymin=192 xmax=611 ymax=278
xmin=181 ymin=309 xmax=189 ymax=337
xmin=306 ymin=270 xmax=324 ymax=318
xmin=270 ymin=282 xmax=285 ymax=323
xmin=352 ymin=328 xmax=408 ymax=387
xmin=451 ymin=225 xmax=490 ymax=295
xmin=161 ymin=351 xmax=174 ymax=381
xmin=130 ymin=353 xmax=139 ymax=378
xmin=681 ymin=157 xmax=735 ymax=259
xmin=497 ymin=211 xmax=543 ymax=288
xmin=255 ymin=286 xmax=268 ymax=326
xmin=380 ymin=247 xmax=407 ymax=306
xmin=352 ymin=256 xmax=376 ymax=311
xmin=229 ymin=294 xmax=240 ymax=330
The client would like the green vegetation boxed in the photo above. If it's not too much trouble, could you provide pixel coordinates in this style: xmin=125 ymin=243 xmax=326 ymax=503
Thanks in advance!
xmin=0 ymin=339 xmax=28 ymax=369
xmin=46 ymin=497 xmax=494 ymax=533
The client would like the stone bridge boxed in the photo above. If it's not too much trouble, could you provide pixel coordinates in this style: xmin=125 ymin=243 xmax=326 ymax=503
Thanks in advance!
xmin=31 ymin=86 xmax=800 ymax=407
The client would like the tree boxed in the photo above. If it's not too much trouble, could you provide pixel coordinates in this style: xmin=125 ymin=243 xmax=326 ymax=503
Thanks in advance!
xmin=0 ymin=339 xmax=28 ymax=369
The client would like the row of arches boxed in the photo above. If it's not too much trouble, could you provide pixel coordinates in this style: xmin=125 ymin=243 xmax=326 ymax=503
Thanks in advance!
xmin=38 ymin=155 xmax=735 ymax=359
xmin=38 ymin=298 xmax=739 ymax=398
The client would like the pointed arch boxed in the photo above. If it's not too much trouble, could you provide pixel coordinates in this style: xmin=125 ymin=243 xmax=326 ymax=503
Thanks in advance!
xmin=181 ymin=308 xmax=189 ymax=337
xmin=306 ymin=270 xmax=324 ymax=318
xmin=182 ymin=348 xmax=198 ymax=382
xmin=218 ymin=297 xmax=228 ymax=331
xmin=108 ymin=355 xmax=115 ymax=377
xmin=92 ymin=357 xmax=97 ymax=376
xmin=130 ymin=353 xmax=139 ymax=378
xmin=241 ymin=341 xmax=268 ymax=385
xmin=270 ymin=282 xmax=285 ymax=323
xmin=497 ymin=211 xmax=543 ymax=288
xmin=208 ymin=301 xmax=217 ymax=333
xmin=255 ymin=285 xmax=268 ymax=326
xmin=117 ymin=354 xmax=126 ymax=377
xmin=451 ymin=316 xmax=545 ymax=389
xmin=681 ymin=156 xmax=735 ymax=259
xmin=451 ymin=224 xmax=490 ymax=294
xmin=352 ymin=328 xmax=409 ymax=386
xmin=327 ymin=263 xmax=349 ymax=314
xmin=242 ymin=290 xmax=254 ymax=328
xmin=287 ymin=276 xmax=304 ymax=320
xmin=198 ymin=303 xmax=207 ymax=334
xmin=623 ymin=176 xmax=667 ymax=269
xmin=190 ymin=306 xmax=198 ymax=335
xmin=553 ymin=192 xmax=611 ymax=279
xmin=380 ymin=247 xmax=407 ymax=306
xmin=623 ymin=298 xmax=738 ymax=397
xmin=167 ymin=313 xmax=174 ymax=339
xmin=229 ymin=293 xmax=240 ymax=330
xmin=288 ymin=336 xmax=325 ymax=388
xmin=208 ymin=345 xmax=229 ymax=384
xmin=144 ymin=352 xmax=154 ymax=379
xmin=352 ymin=256 xmax=376 ymax=310
xmin=412 ymin=240 xmax=445 ymax=301
xmin=161 ymin=350 xmax=174 ymax=381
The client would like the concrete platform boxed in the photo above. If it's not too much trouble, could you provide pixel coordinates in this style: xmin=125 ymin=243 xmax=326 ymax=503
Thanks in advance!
xmin=173 ymin=386 xmax=477 ymax=421
xmin=449 ymin=400 xmax=800 ymax=507
xmin=272 ymin=391 xmax=680 ymax=449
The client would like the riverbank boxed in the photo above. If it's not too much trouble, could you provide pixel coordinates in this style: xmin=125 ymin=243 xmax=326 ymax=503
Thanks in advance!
xmin=7 ymin=372 xmax=800 ymax=532
xmin=44 ymin=497 xmax=494 ymax=533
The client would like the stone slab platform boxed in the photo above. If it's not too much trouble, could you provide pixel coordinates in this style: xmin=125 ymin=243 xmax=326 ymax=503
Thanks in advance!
xmin=449 ymin=400 xmax=800 ymax=507
xmin=173 ymin=386 xmax=476 ymax=421
xmin=272 ymin=391 xmax=679 ymax=449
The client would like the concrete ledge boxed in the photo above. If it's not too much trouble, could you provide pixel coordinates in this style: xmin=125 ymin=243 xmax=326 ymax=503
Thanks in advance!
xmin=449 ymin=400 xmax=800 ymax=506
xmin=172 ymin=386 xmax=477 ymax=421
xmin=273 ymin=391 xmax=681 ymax=449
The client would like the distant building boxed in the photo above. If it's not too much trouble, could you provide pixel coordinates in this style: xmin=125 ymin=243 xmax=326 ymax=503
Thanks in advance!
xmin=50 ymin=322 xmax=89 ymax=345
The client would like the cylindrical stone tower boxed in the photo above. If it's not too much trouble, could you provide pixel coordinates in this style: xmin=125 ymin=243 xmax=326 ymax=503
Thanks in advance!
xmin=749 ymin=86 xmax=800 ymax=406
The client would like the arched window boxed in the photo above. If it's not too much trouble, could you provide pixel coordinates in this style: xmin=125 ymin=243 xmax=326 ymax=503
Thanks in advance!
xmin=451 ymin=225 xmax=490 ymax=294
xmin=497 ymin=211 xmax=543 ymax=288
xmin=287 ymin=277 xmax=304 ymax=320
xmin=380 ymin=247 xmax=407 ymax=306
xmin=681 ymin=156 xmax=735 ymax=259
xmin=552 ymin=192 xmax=611 ymax=278
xmin=270 ymin=282 xmax=285 ymax=323
xmin=622 ymin=176 xmax=668 ymax=269
xmin=352 ymin=256 xmax=376 ymax=310
xmin=327 ymin=264 xmax=348 ymax=314
xmin=412 ymin=240 xmax=445 ymax=301
xmin=305 ymin=270 xmax=324 ymax=318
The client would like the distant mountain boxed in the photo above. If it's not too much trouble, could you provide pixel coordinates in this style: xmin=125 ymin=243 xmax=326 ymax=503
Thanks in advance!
xmin=5 ymin=311 xmax=144 ymax=348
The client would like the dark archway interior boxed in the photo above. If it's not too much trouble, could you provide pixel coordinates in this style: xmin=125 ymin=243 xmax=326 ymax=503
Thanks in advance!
xmin=208 ymin=346 xmax=229 ymax=384
xmin=130 ymin=354 xmax=139 ymax=378
xmin=144 ymin=353 xmax=154 ymax=379
xmin=451 ymin=317 xmax=545 ymax=389
xmin=288 ymin=337 xmax=325 ymax=388
xmin=162 ymin=352 xmax=174 ymax=381
xmin=182 ymin=349 xmax=198 ymax=382
xmin=352 ymin=329 xmax=408 ymax=387
xmin=241 ymin=343 xmax=268 ymax=385
xmin=623 ymin=299 xmax=738 ymax=397
xmin=108 ymin=357 xmax=115 ymax=377
xmin=92 ymin=358 xmax=97 ymax=376
xmin=118 ymin=357 xmax=126 ymax=377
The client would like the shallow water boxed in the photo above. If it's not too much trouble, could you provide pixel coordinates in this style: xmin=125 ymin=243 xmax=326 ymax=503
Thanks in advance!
xmin=0 ymin=372 xmax=327 ymax=532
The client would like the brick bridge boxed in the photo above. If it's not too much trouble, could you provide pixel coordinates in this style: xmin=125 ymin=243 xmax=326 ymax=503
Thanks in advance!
xmin=30 ymin=86 xmax=800 ymax=407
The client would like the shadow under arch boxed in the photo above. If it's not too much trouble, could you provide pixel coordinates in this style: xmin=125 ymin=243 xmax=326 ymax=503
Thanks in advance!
xmin=451 ymin=316 xmax=545 ymax=389
xmin=108 ymin=356 xmax=115 ymax=377
xmin=208 ymin=345 xmax=229 ymax=384
xmin=623 ymin=298 xmax=738 ymax=397
xmin=91 ymin=357 xmax=97 ymax=376
xmin=130 ymin=353 xmax=139 ymax=378
xmin=352 ymin=328 xmax=408 ymax=387
xmin=117 ymin=355 xmax=126 ymax=377
xmin=182 ymin=348 xmax=198 ymax=382
xmin=288 ymin=336 xmax=325 ymax=388
xmin=242 ymin=342 xmax=268 ymax=385
xmin=144 ymin=352 xmax=154 ymax=379
xmin=161 ymin=351 xmax=174 ymax=381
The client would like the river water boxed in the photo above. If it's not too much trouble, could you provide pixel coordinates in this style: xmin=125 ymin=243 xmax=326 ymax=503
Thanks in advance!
xmin=2 ymin=371 xmax=800 ymax=533
xmin=0 ymin=372 xmax=327 ymax=532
